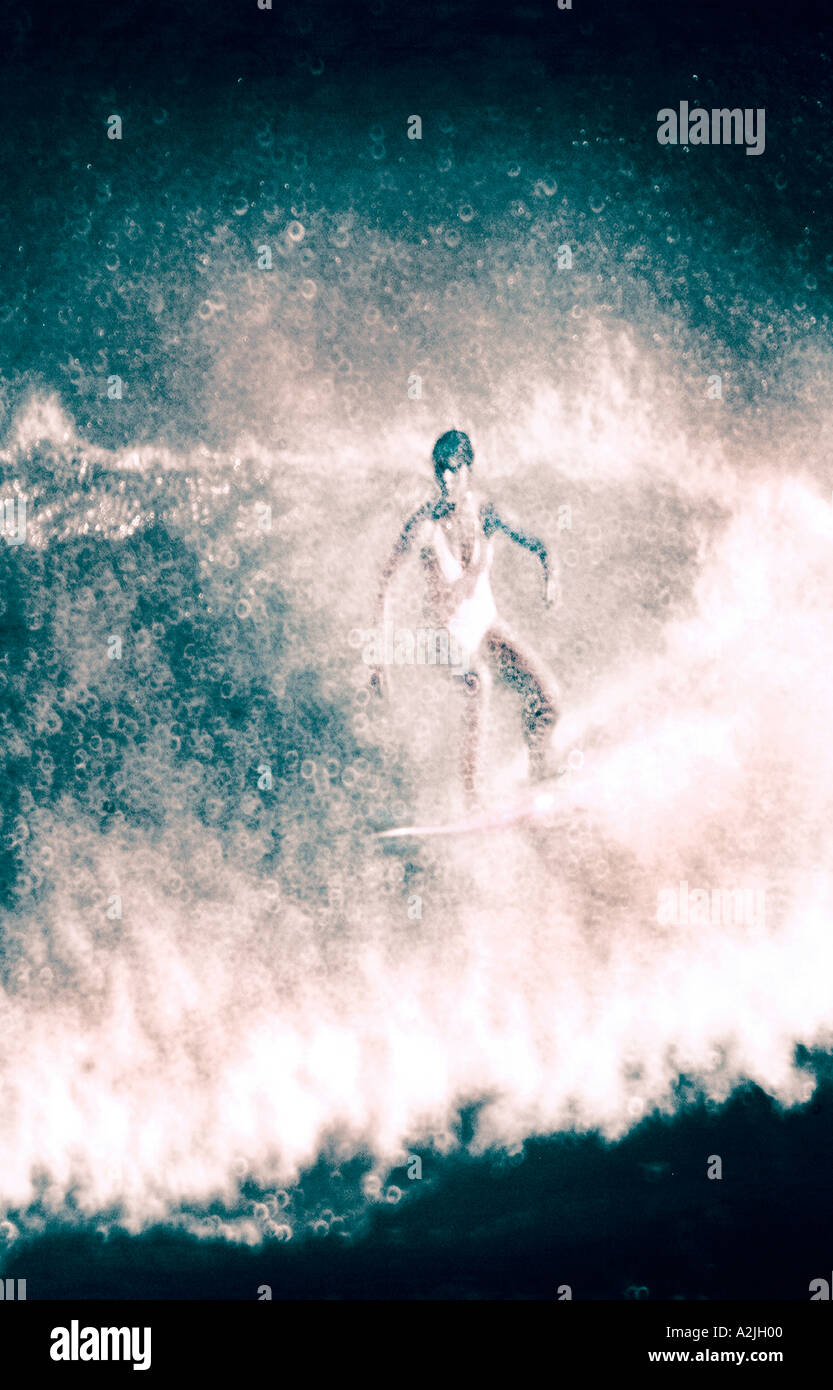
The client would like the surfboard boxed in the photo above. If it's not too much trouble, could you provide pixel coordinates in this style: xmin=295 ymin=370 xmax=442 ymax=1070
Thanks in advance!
xmin=375 ymin=771 xmax=567 ymax=840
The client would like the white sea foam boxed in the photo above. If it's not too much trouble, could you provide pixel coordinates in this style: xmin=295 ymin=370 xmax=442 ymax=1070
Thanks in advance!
xmin=1 ymin=363 xmax=832 ymax=1242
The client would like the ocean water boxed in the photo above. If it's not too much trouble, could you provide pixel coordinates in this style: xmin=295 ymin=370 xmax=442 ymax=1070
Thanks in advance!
xmin=0 ymin=0 xmax=831 ymax=1297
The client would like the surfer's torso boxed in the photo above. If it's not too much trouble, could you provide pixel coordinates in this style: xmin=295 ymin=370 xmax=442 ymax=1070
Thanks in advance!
xmin=419 ymin=492 xmax=497 ymax=652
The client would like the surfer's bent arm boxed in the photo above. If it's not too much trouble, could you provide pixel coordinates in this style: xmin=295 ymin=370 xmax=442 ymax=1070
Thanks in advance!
xmin=369 ymin=503 xmax=432 ymax=697
xmin=482 ymin=502 xmax=557 ymax=603
xmin=373 ymin=502 xmax=433 ymax=625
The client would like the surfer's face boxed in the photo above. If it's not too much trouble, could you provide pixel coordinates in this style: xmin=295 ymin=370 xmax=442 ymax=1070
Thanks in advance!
xmin=440 ymin=462 xmax=471 ymax=507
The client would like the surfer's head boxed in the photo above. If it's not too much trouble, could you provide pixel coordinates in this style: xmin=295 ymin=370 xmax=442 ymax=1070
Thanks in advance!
xmin=433 ymin=430 xmax=473 ymax=493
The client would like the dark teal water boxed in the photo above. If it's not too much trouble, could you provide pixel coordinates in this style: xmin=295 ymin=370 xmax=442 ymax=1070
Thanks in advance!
xmin=1 ymin=0 xmax=831 ymax=1298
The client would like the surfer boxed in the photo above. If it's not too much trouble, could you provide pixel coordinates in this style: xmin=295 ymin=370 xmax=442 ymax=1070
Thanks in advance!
xmin=370 ymin=429 xmax=560 ymax=804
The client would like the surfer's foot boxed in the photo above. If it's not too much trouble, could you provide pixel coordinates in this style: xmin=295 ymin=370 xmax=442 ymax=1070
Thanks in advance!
xmin=462 ymin=775 xmax=485 ymax=814
xmin=526 ymin=732 xmax=563 ymax=782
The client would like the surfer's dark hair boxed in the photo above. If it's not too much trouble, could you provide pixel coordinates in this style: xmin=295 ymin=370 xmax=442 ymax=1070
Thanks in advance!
xmin=433 ymin=429 xmax=473 ymax=484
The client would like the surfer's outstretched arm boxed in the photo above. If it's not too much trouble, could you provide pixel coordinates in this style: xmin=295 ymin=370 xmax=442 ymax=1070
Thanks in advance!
xmin=481 ymin=502 xmax=557 ymax=603
xmin=374 ymin=501 xmax=433 ymax=615
xmin=370 ymin=501 xmax=433 ymax=695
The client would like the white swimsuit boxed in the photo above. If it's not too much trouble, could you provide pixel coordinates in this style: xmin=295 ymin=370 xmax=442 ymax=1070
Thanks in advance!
xmin=429 ymin=494 xmax=497 ymax=654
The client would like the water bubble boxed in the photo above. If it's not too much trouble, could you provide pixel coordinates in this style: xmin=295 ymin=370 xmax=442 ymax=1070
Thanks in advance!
xmin=267 ymin=1222 xmax=292 ymax=1241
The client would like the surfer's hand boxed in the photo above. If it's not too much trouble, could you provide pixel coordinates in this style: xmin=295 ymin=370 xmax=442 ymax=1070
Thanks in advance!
xmin=544 ymin=576 xmax=561 ymax=608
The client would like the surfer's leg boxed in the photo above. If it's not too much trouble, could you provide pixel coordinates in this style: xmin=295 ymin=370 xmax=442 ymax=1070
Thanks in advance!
xmin=485 ymin=623 xmax=560 ymax=780
xmin=458 ymin=661 xmax=490 ymax=807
